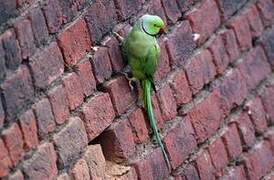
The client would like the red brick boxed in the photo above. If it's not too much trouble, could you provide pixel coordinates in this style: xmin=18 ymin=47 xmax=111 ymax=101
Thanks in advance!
xmin=2 ymin=123 xmax=24 ymax=166
xmin=195 ymin=150 xmax=215 ymax=180
xmin=0 ymin=1 xmax=17 ymax=26
xmin=91 ymin=47 xmax=112 ymax=83
xmin=57 ymin=173 xmax=70 ymax=180
xmin=185 ymin=49 xmax=216 ymax=94
xmin=0 ymin=41 xmax=6 ymax=81
xmin=70 ymin=158 xmax=90 ymax=180
xmin=239 ymin=46 xmax=271 ymax=90
xmin=100 ymin=119 xmax=135 ymax=162
xmin=81 ymin=93 xmax=115 ymax=140
xmin=208 ymin=138 xmax=228 ymax=172
xmin=179 ymin=164 xmax=199 ymax=180
xmin=128 ymin=108 xmax=149 ymax=144
xmin=157 ymin=84 xmax=177 ymax=121
xmin=32 ymin=98 xmax=56 ymax=136
xmin=222 ymin=123 xmax=242 ymax=160
xmin=105 ymin=76 xmax=136 ymax=115
xmin=104 ymin=36 xmax=125 ymax=72
xmin=83 ymin=145 xmax=106 ymax=179
xmin=58 ymin=0 xmax=87 ymax=23
xmin=218 ymin=68 xmax=248 ymax=115
xmin=261 ymin=27 xmax=274 ymax=67
xmin=1 ymin=65 xmax=34 ymax=121
xmin=256 ymin=0 xmax=274 ymax=27
xmin=0 ymin=138 xmax=12 ymax=177
xmin=28 ymin=7 xmax=49 ymax=46
xmin=245 ymin=5 xmax=264 ymax=39
xmin=14 ymin=18 xmax=36 ymax=59
xmin=208 ymin=34 xmax=230 ymax=74
xmin=222 ymin=165 xmax=246 ymax=180
xmin=164 ymin=118 xmax=197 ymax=169
xmin=8 ymin=170 xmax=24 ymax=180
xmin=186 ymin=0 xmax=220 ymax=45
xmin=0 ymin=99 xmax=4 ymax=128
xmin=228 ymin=15 xmax=252 ymax=51
xmin=62 ymin=72 xmax=84 ymax=110
xmin=134 ymin=148 xmax=169 ymax=180
xmin=176 ymin=0 xmax=194 ymax=12
xmin=220 ymin=29 xmax=240 ymax=63
xmin=161 ymin=0 xmax=181 ymax=24
xmin=48 ymin=85 xmax=69 ymax=125
xmin=106 ymin=162 xmax=137 ymax=179
xmin=58 ymin=18 xmax=91 ymax=66
xmin=85 ymin=0 xmax=117 ymax=44
xmin=154 ymin=38 xmax=171 ymax=82
xmin=260 ymin=85 xmax=274 ymax=124
xmin=42 ymin=0 xmax=63 ymax=33
xmin=215 ymin=0 xmax=247 ymax=20
xmin=30 ymin=42 xmax=64 ymax=89
xmin=169 ymin=70 xmax=192 ymax=105
xmin=114 ymin=0 xmax=143 ymax=20
xmin=53 ymin=117 xmax=88 ymax=167
xmin=166 ymin=21 xmax=196 ymax=67
xmin=246 ymin=97 xmax=268 ymax=134
xmin=0 ymin=29 xmax=21 ymax=70
xmin=234 ymin=112 xmax=256 ymax=149
xmin=147 ymin=0 xmax=167 ymax=24
xmin=19 ymin=109 xmax=39 ymax=151
xmin=22 ymin=143 xmax=58 ymax=179
xmin=187 ymin=90 xmax=222 ymax=143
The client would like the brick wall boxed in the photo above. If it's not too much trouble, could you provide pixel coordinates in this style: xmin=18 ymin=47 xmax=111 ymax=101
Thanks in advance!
xmin=0 ymin=0 xmax=274 ymax=179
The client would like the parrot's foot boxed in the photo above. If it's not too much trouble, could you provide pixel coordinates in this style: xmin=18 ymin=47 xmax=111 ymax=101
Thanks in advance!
xmin=118 ymin=71 xmax=138 ymax=91
xmin=114 ymin=32 xmax=124 ymax=43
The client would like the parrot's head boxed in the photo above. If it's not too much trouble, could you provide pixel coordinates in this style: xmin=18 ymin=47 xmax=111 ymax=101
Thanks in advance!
xmin=141 ymin=14 xmax=165 ymax=36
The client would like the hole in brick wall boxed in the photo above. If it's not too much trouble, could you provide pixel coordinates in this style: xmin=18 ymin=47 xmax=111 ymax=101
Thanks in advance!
xmin=96 ymin=83 xmax=105 ymax=92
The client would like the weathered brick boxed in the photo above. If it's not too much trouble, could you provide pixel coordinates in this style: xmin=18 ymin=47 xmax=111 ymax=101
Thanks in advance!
xmin=186 ymin=0 xmax=220 ymax=45
xmin=0 ymin=99 xmax=4 ymax=128
xmin=222 ymin=123 xmax=242 ymax=160
xmin=215 ymin=0 xmax=247 ymax=20
xmin=187 ymin=90 xmax=222 ymax=143
xmin=222 ymin=165 xmax=246 ymax=180
xmin=0 ymin=0 xmax=17 ymax=26
xmin=256 ymin=0 xmax=274 ymax=27
xmin=83 ymin=145 xmax=106 ymax=179
xmin=128 ymin=108 xmax=149 ymax=144
xmin=0 ymin=29 xmax=21 ymax=70
xmin=75 ymin=59 xmax=96 ymax=97
xmin=169 ymin=70 xmax=192 ymax=105
xmin=58 ymin=18 xmax=92 ymax=66
xmin=106 ymin=162 xmax=137 ymax=180
xmin=48 ymin=85 xmax=69 ymax=125
xmin=239 ymin=46 xmax=271 ymax=90
xmin=147 ymin=0 xmax=167 ymax=24
xmin=164 ymin=118 xmax=197 ymax=169
xmin=194 ymin=151 xmax=215 ymax=180
xmin=85 ymin=0 xmax=117 ymax=44
xmin=161 ymin=0 xmax=181 ymax=24
xmin=58 ymin=0 xmax=88 ymax=23
xmin=91 ymin=47 xmax=112 ymax=83
xmin=105 ymin=76 xmax=136 ymax=115
xmin=185 ymin=49 xmax=216 ymax=94
xmin=28 ymin=7 xmax=49 ymax=46
xmin=19 ymin=109 xmax=39 ymax=151
xmin=157 ymin=84 xmax=177 ymax=121
xmin=176 ymin=0 xmax=194 ymax=12
xmin=245 ymin=5 xmax=264 ymax=39
xmin=0 ymin=138 xmax=12 ymax=177
xmin=134 ymin=148 xmax=169 ymax=180
xmin=2 ymin=123 xmax=24 ymax=166
xmin=208 ymin=138 xmax=228 ymax=172
xmin=261 ymin=27 xmax=274 ymax=67
xmin=151 ymin=94 xmax=165 ymax=130
xmin=0 ymin=41 xmax=6 ymax=81
xmin=260 ymin=85 xmax=274 ymax=124
xmin=234 ymin=112 xmax=256 ymax=149
xmin=57 ymin=173 xmax=70 ymax=180
xmin=8 ymin=170 xmax=24 ymax=180
xmin=70 ymin=158 xmax=90 ymax=180
xmin=62 ymin=72 xmax=84 ymax=110
xmin=155 ymin=39 xmax=171 ymax=81
xmin=220 ymin=29 xmax=240 ymax=63
xmin=166 ymin=21 xmax=196 ymax=67
xmin=245 ymin=97 xmax=268 ymax=134
xmin=179 ymin=164 xmax=199 ymax=180
xmin=81 ymin=93 xmax=115 ymax=140
xmin=23 ymin=143 xmax=58 ymax=179
xmin=53 ymin=117 xmax=88 ymax=168
xmin=228 ymin=15 xmax=252 ymax=51
xmin=208 ymin=34 xmax=230 ymax=74
xmin=114 ymin=0 xmax=143 ymax=20
xmin=32 ymin=98 xmax=56 ymax=136
xmin=42 ymin=0 xmax=63 ymax=33
xmin=1 ymin=65 xmax=34 ymax=121
xmin=14 ymin=18 xmax=36 ymax=59
xmin=30 ymin=42 xmax=64 ymax=89
xmin=100 ymin=119 xmax=135 ymax=162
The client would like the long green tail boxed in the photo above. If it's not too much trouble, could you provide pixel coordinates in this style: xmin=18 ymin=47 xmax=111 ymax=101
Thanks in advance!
xmin=142 ymin=79 xmax=171 ymax=170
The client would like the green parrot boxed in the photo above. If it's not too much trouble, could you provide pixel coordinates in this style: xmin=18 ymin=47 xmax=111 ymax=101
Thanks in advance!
xmin=122 ymin=14 xmax=171 ymax=170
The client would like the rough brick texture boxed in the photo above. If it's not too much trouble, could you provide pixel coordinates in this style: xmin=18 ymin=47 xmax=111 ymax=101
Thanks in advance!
xmin=0 ymin=0 xmax=274 ymax=179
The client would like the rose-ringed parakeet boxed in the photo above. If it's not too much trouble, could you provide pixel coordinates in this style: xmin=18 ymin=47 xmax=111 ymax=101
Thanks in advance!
xmin=122 ymin=14 xmax=171 ymax=170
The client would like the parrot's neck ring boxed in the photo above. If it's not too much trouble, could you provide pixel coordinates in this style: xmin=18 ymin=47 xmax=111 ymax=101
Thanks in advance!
xmin=142 ymin=21 xmax=156 ymax=36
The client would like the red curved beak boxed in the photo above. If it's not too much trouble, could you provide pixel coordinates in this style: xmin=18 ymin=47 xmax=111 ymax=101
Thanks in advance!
xmin=159 ymin=27 xmax=166 ymax=35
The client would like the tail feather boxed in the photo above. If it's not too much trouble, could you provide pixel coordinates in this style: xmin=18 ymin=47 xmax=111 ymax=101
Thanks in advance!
xmin=142 ymin=79 xmax=171 ymax=170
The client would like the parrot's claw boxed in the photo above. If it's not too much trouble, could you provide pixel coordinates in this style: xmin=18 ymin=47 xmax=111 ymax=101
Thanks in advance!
xmin=114 ymin=32 xmax=124 ymax=43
